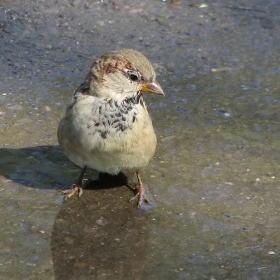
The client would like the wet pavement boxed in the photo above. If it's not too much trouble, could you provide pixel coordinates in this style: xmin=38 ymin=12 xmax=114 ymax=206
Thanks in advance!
xmin=1 ymin=0 xmax=280 ymax=279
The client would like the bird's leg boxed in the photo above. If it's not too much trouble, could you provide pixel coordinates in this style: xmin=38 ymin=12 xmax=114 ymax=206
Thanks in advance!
xmin=62 ymin=166 xmax=87 ymax=200
xmin=129 ymin=171 xmax=150 ymax=207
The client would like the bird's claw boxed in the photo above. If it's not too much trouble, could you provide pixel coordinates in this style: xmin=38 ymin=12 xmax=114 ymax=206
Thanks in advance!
xmin=129 ymin=189 xmax=150 ymax=208
xmin=62 ymin=185 xmax=84 ymax=200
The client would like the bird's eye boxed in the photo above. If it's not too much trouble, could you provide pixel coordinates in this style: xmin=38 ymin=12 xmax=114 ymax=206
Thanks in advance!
xmin=126 ymin=70 xmax=139 ymax=82
xmin=130 ymin=73 xmax=138 ymax=81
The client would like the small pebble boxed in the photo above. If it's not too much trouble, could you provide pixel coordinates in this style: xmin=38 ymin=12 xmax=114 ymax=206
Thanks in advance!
xmin=96 ymin=218 xmax=106 ymax=226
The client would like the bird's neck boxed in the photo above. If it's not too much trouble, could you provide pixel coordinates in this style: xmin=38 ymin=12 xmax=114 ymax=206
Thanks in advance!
xmin=94 ymin=92 xmax=145 ymax=138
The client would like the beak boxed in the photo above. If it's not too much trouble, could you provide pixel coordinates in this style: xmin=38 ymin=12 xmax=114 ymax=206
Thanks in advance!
xmin=138 ymin=81 xmax=164 ymax=95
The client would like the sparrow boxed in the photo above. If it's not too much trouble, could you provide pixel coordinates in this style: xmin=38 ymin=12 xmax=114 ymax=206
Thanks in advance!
xmin=57 ymin=49 xmax=164 ymax=207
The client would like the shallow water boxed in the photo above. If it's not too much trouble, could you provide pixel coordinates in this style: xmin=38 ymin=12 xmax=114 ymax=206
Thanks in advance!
xmin=1 ymin=0 xmax=280 ymax=279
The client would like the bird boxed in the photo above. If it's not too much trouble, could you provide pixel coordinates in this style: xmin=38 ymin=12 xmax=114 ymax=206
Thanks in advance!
xmin=57 ymin=49 xmax=164 ymax=207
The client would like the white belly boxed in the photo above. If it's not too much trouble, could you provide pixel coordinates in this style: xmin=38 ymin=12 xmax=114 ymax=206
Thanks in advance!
xmin=57 ymin=95 xmax=157 ymax=174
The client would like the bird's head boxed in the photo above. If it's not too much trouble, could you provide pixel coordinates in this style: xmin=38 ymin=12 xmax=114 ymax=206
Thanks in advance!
xmin=80 ymin=49 xmax=164 ymax=102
